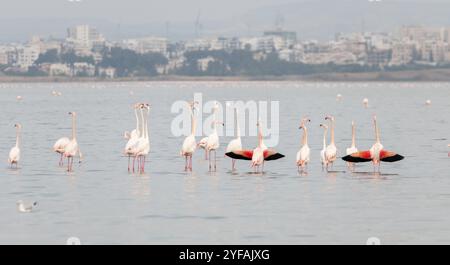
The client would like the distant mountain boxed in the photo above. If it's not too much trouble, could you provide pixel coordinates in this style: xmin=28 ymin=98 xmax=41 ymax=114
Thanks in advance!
xmin=1 ymin=0 xmax=450 ymax=43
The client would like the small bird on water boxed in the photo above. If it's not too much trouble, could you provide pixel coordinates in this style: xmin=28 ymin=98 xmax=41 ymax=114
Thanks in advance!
xmin=16 ymin=200 xmax=38 ymax=213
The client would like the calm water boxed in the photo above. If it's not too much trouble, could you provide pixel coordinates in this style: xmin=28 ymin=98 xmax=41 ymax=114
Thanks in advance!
xmin=0 ymin=81 xmax=449 ymax=245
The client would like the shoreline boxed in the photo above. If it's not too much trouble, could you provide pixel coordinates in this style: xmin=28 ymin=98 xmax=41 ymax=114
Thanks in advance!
xmin=2 ymin=69 xmax=450 ymax=83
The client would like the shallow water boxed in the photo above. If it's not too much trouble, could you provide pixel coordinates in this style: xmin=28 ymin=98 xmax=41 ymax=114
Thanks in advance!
xmin=0 ymin=81 xmax=449 ymax=245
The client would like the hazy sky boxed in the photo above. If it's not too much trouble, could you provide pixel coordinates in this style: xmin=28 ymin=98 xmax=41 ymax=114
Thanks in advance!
xmin=2 ymin=0 xmax=300 ymax=22
xmin=1 ymin=0 xmax=448 ymax=42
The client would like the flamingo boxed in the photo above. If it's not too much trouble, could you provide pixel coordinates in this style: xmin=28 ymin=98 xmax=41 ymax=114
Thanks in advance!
xmin=136 ymin=103 xmax=150 ymax=173
xmin=8 ymin=124 xmax=21 ymax=168
xmin=342 ymin=115 xmax=404 ymax=172
xmin=180 ymin=101 xmax=198 ymax=171
xmin=124 ymin=103 xmax=143 ymax=172
xmin=206 ymin=102 xmax=223 ymax=172
xmin=363 ymin=98 xmax=369 ymax=108
xmin=225 ymin=107 xmax=242 ymax=171
xmin=129 ymin=104 xmax=147 ymax=173
xmin=296 ymin=118 xmax=311 ymax=173
xmin=336 ymin=94 xmax=342 ymax=101
xmin=320 ymin=124 xmax=328 ymax=170
xmin=197 ymin=137 xmax=209 ymax=160
xmin=425 ymin=100 xmax=432 ymax=106
xmin=345 ymin=121 xmax=358 ymax=170
xmin=54 ymin=112 xmax=83 ymax=166
xmin=324 ymin=115 xmax=337 ymax=171
xmin=225 ymin=121 xmax=284 ymax=173
xmin=63 ymin=112 xmax=80 ymax=172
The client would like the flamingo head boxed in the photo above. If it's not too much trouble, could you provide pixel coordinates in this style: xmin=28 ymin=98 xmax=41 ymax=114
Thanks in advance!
xmin=325 ymin=115 xmax=334 ymax=121
xmin=188 ymin=101 xmax=198 ymax=110
xmin=299 ymin=117 xmax=311 ymax=129
xmin=214 ymin=120 xmax=225 ymax=127
xmin=320 ymin=123 xmax=328 ymax=130
xmin=212 ymin=101 xmax=220 ymax=111
xmin=68 ymin=112 xmax=76 ymax=117
xmin=14 ymin=123 xmax=22 ymax=129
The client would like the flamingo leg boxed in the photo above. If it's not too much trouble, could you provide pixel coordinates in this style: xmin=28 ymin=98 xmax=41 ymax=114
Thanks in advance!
xmin=208 ymin=150 xmax=212 ymax=171
xmin=142 ymin=156 xmax=146 ymax=173
xmin=214 ymin=150 xmax=217 ymax=171
xmin=185 ymin=156 xmax=188 ymax=171
xmin=132 ymin=156 xmax=136 ymax=173
xmin=128 ymin=155 xmax=131 ymax=172
xmin=189 ymin=155 xmax=193 ymax=171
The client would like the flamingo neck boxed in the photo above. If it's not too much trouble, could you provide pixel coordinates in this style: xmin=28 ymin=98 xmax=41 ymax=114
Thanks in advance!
xmin=15 ymin=127 xmax=20 ymax=147
xmin=134 ymin=108 xmax=139 ymax=136
xmin=302 ymin=126 xmax=308 ymax=146
xmin=235 ymin=109 xmax=241 ymax=138
xmin=71 ymin=115 xmax=76 ymax=140
xmin=322 ymin=128 xmax=328 ymax=149
xmin=139 ymin=108 xmax=145 ymax=138
xmin=330 ymin=119 xmax=335 ymax=145
xmin=351 ymin=122 xmax=356 ymax=147
xmin=257 ymin=124 xmax=263 ymax=147
xmin=374 ymin=118 xmax=380 ymax=143
xmin=144 ymin=108 xmax=149 ymax=140
xmin=191 ymin=109 xmax=196 ymax=136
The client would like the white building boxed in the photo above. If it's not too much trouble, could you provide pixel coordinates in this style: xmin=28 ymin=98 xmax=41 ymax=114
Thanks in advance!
xmin=197 ymin=56 xmax=215 ymax=71
xmin=238 ymin=37 xmax=259 ymax=51
xmin=257 ymin=36 xmax=286 ymax=52
xmin=16 ymin=45 xmax=40 ymax=69
xmin=123 ymin=37 xmax=168 ymax=54
xmin=0 ymin=52 xmax=7 ymax=65
xmin=49 ymin=63 xmax=71 ymax=76
xmin=73 ymin=62 xmax=96 ymax=76
xmin=98 ymin=67 xmax=116 ymax=78
xmin=278 ymin=48 xmax=304 ymax=63
xmin=390 ymin=43 xmax=416 ymax=66
xmin=66 ymin=25 xmax=105 ymax=55
xmin=420 ymin=40 xmax=447 ymax=63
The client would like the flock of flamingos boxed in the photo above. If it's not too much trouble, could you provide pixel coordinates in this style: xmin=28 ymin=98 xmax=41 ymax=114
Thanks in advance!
xmin=14 ymin=94 xmax=450 ymax=174
xmin=121 ymin=97 xmax=404 ymax=174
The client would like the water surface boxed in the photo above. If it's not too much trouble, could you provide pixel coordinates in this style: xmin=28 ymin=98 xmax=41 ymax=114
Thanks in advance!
xmin=0 ymin=81 xmax=449 ymax=244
